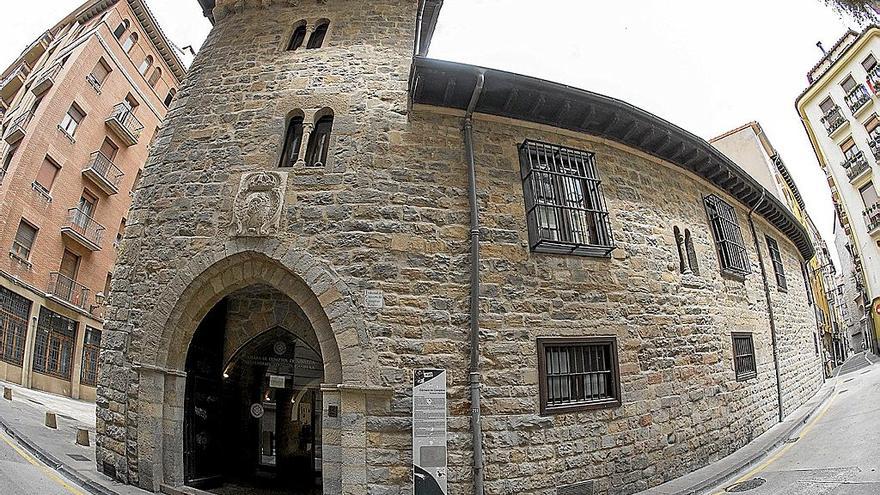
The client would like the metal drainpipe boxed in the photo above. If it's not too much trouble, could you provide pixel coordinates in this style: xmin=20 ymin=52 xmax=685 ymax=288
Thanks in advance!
xmin=747 ymin=189 xmax=784 ymax=423
xmin=463 ymin=70 xmax=485 ymax=495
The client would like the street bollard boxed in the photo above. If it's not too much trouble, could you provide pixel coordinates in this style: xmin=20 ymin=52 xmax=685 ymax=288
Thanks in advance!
xmin=45 ymin=411 xmax=57 ymax=429
xmin=2 ymin=387 xmax=11 ymax=401
xmin=75 ymin=427 xmax=89 ymax=447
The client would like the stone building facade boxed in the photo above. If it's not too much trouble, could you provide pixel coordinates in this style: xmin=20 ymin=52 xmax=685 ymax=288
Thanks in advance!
xmin=0 ymin=0 xmax=182 ymax=400
xmin=96 ymin=1 xmax=824 ymax=494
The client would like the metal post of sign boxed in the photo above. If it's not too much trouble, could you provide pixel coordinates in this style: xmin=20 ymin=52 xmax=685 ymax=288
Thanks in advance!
xmin=413 ymin=369 xmax=448 ymax=495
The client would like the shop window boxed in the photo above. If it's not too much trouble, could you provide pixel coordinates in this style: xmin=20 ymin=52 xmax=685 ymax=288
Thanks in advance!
xmin=0 ymin=287 xmax=30 ymax=366
xmin=80 ymin=327 xmax=101 ymax=386
xmin=32 ymin=307 xmax=78 ymax=380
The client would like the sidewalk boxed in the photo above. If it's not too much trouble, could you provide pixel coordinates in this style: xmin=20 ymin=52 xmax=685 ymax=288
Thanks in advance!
xmin=0 ymin=379 xmax=147 ymax=495
xmin=638 ymin=353 xmax=876 ymax=495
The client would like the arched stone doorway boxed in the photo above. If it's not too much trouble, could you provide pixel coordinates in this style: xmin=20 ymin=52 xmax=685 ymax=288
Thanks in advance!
xmin=126 ymin=247 xmax=382 ymax=495
xmin=183 ymin=284 xmax=324 ymax=493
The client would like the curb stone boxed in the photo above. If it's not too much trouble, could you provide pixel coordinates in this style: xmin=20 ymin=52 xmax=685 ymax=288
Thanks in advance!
xmin=0 ymin=416 xmax=120 ymax=495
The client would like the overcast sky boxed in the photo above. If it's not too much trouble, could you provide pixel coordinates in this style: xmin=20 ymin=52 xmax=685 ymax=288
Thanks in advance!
xmin=0 ymin=1 xmax=859 ymax=266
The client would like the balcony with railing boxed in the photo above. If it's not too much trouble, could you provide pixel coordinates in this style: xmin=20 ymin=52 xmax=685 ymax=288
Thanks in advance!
xmin=105 ymin=103 xmax=143 ymax=146
xmin=60 ymin=207 xmax=104 ymax=251
xmin=843 ymin=150 xmax=871 ymax=183
xmin=0 ymin=62 xmax=31 ymax=105
xmin=47 ymin=272 xmax=89 ymax=309
xmin=844 ymin=84 xmax=872 ymax=116
xmin=3 ymin=111 xmax=33 ymax=145
xmin=870 ymin=66 xmax=880 ymax=94
xmin=866 ymin=203 xmax=880 ymax=237
xmin=821 ymin=105 xmax=848 ymax=136
xmin=868 ymin=136 xmax=880 ymax=161
xmin=82 ymin=151 xmax=123 ymax=195
xmin=31 ymin=64 xmax=61 ymax=97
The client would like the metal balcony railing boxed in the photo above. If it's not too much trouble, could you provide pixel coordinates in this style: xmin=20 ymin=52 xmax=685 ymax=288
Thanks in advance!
xmin=843 ymin=150 xmax=870 ymax=181
xmin=3 ymin=110 xmax=34 ymax=144
xmin=62 ymin=207 xmax=104 ymax=250
xmin=106 ymin=103 xmax=143 ymax=145
xmin=32 ymin=64 xmax=61 ymax=96
xmin=47 ymin=272 xmax=89 ymax=308
xmin=82 ymin=151 xmax=123 ymax=194
xmin=868 ymin=137 xmax=880 ymax=161
xmin=0 ymin=62 xmax=30 ymax=90
xmin=821 ymin=106 xmax=847 ymax=135
xmin=844 ymin=84 xmax=871 ymax=114
xmin=869 ymin=66 xmax=880 ymax=94
xmin=865 ymin=203 xmax=880 ymax=235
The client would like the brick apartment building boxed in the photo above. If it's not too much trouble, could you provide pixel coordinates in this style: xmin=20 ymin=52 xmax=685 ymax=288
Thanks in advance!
xmin=0 ymin=0 xmax=184 ymax=400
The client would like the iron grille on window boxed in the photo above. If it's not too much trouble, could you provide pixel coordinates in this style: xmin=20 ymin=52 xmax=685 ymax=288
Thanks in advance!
xmin=0 ymin=286 xmax=30 ymax=366
xmin=765 ymin=236 xmax=787 ymax=291
xmin=801 ymin=262 xmax=814 ymax=305
xmin=520 ymin=141 xmax=614 ymax=256
xmin=80 ymin=327 xmax=101 ymax=386
xmin=704 ymin=194 xmax=750 ymax=276
xmin=32 ymin=306 xmax=77 ymax=380
xmin=732 ymin=333 xmax=757 ymax=381
xmin=537 ymin=337 xmax=621 ymax=414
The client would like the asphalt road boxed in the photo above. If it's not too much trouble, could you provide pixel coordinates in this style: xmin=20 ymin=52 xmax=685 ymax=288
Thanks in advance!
xmin=0 ymin=429 xmax=85 ymax=495
xmin=709 ymin=352 xmax=880 ymax=495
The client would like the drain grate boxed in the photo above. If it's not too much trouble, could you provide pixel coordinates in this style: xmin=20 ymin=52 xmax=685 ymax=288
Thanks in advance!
xmin=68 ymin=453 xmax=89 ymax=462
xmin=784 ymin=436 xmax=799 ymax=444
xmin=725 ymin=478 xmax=766 ymax=492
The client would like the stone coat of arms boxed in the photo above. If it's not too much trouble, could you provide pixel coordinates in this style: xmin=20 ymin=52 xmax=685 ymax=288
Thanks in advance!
xmin=231 ymin=171 xmax=288 ymax=236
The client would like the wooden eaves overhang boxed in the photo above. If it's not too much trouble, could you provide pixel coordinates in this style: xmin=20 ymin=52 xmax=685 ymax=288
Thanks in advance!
xmin=409 ymin=57 xmax=815 ymax=261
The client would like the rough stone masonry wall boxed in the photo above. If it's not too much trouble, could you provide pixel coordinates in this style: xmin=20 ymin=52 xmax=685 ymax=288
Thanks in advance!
xmin=95 ymin=1 xmax=824 ymax=494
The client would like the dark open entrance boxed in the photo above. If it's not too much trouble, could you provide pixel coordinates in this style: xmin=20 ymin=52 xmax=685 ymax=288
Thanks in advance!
xmin=184 ymin=286 xmax=323 ymax=494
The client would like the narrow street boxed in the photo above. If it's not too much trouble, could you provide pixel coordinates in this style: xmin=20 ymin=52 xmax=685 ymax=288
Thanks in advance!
xmin=0 ymin=429 xmax=85 ymax=495
xmin=710 ymin=353 xmax=880 ymax=495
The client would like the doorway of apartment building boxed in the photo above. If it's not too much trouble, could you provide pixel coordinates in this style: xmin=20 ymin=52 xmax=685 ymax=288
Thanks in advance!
xmin=183 ymin=285 xmax=323 ymax=495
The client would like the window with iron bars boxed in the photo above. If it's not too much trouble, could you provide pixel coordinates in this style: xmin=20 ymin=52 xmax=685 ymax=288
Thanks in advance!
xmin=765 ymin=235 xmax=787 ymax=292
xmin=537 ymin=337 xmax=621 ymax=414
xmin=704 ymin=194 xmax=751 ymax=277
xmin=33 ymin=307 xmax=77 ymax=380
xmin=519 ymin=140 xmax=614 ymax=256
xmin=80 ymin=327 xmax=101 ymax=386
xmin=732 ymin=332 xmax=757 ymax=381
xmin=0 ymin=286 xmax=30 ymax=366
xmin=801 ymin=262 xmax=814 ymax=305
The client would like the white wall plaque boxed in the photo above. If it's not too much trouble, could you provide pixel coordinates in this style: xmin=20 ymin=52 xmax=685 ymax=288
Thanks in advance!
xmin=364 ymin=289 xmax=384 ymax=310
xmin=268 ymin=375 xmax=285 ymax=388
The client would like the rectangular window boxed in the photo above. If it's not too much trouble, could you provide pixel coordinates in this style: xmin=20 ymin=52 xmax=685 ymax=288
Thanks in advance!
xmin=537 ymin=337 xmax=621 ymax=414
xmin=88 ymin=59 xmax=111 ymax=88
xmin=80 ymin=327 xmax=101 ymax=386
xmin=863 ymin=54 xmax=877 ymax=72
xmin=519 ymin=140 xmax=614 ymax=256
xmin=840 ymin=137 xmax=857 ymax=158
xmin=704 ymin=194 xmax=751 ymax=277
xmin=35 ymin=156 xmax=60 ymax=191
xmin=12 ymin=220 xmax=37 ymax=260
xmin=2 ymin=143 xmax=18 ymax=171
xmin=732 ymin=332 xmax=757 ymax=381
xmin=860 ymin=181 xmax=878 ymax=207
xmin=0 ymin=286 xmax=31 ymax=366
xmin=819 ymin=97 xmax=836 ymax=114
xmin=841 ymin=75 xmax=857 ymax=93
xmin=32 ymin=306 xmax=78 ymax=380
xmin=59 ymin=104 xmax=85 ymax=136
xmin=765 ymin=236 xmax=787 ymax=292
xmin=802 ymin=262 xmax=814 ymax=306
xmin=865 ymin=115 xmax=880 ymax=137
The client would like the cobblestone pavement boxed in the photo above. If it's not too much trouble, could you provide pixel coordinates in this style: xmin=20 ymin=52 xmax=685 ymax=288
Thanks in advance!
xmin=708 ymin=353 xmax=880 ymax=495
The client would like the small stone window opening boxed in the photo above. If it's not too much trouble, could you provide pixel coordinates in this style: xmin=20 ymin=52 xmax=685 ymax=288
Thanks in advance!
xmin=703 ymin=194 xmax=750 ymax=277
xmin=801 ymin=262 xmax=814 ymax=306
xmin=685 ymin=229 xmax=699 ymax=276
xmin=148 ymin=67 xmax=162 ymax=88
xmin=307 ymin=21 xmax=329 ymax=49
xmin=519 ymin=140 xmax=615 ymax=257
xmin=305 ymin=114 xmax=333 ymax=167
xmin=138 ymin=55 xmax=153 ymax=76
xmin=163 ymin=89 xmax=177 ymax=108
xmin=537 ymin=337 xmax=621 ymax=415
xmin=674 ymin=226 xmax=688 ymax=273
xmin=732 ymin=332 xmax=756 ymax=381
xmin=279 ymin=115 xmax=304 ymax=167
xmin=287 ymin=22 xmax=307 ymax=51
xmin=122 ymin=32 xmax=138 ymax=53
xmin=765 ymin=235 xmax=787 ymax=292
xmin=113 ymin=19 xmax=130 ymax=40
